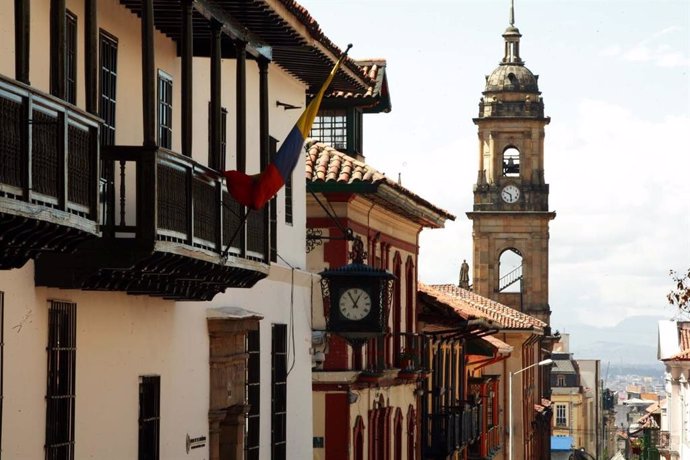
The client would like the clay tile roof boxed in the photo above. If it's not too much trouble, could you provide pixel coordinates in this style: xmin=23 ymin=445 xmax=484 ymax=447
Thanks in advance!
xmin=421 ymin=283 xmax=546 ymax=331
xmin=664 ymin=347 xmax=690 ymax=361
xmin=305 ymin=142 xmax=454 ymax=227
xmin=482 ymin=334 xmax=513 ymax=354
xmin=325 ymin=59 xmax=392 ymax=112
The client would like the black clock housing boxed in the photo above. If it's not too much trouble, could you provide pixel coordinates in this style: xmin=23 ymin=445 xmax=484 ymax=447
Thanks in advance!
xmin=320 ymin=263 xmax=395 ymax=340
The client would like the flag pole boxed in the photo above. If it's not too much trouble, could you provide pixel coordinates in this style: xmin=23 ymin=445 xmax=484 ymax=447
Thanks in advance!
xmin=220 ymin=43 xmax=353 ymax=262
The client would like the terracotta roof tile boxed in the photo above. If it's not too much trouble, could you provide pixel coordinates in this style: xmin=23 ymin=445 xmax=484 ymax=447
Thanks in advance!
xmin=482 ymin=334 xmax=513 ymax=354
xmin=420 ymin=283 xmax=546 ymax=331
xmin=305 ymin=142 xmax=454 ymax=226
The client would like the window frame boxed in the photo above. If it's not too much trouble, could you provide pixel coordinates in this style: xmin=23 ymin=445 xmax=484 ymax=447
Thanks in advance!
xmin=310 ymin=109 xmax=347 ymax=151
xmin=99 ymin=30 xmax=118 ymax=146
xmin=245 ymin=329 xmax=260 ymax=460
xmin=45 ymin=300 xmax=77 ymax=460
xmin=65 ymin=10 xmax=78 ymax=105
xmin=157 ymin=70 xmax=173 ymax=149
xmin=138 ymin=375 xmax=161 ymax=460
xmin=271 ymin=324 xmax=287 ymax=459
xmin=555 ymin=403 xmax=567 ymax=427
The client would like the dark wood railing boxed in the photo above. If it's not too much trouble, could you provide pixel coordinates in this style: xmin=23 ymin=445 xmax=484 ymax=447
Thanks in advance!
xmin=102 ymin=145 xmax=267 ymax=262
xmin=424 ymin=402 xmax=482 ymax=458
xmin=0 ymin=75 xmax=100 ymax=268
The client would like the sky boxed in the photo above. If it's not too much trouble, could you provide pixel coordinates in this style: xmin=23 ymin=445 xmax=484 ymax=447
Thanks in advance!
xmin=298 ymin=0 xmax=690 ymax=332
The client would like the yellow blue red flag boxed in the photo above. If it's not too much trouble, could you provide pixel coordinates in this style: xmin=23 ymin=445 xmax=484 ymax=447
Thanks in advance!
xmin=224 ymin=46 xmax=351 ymax=210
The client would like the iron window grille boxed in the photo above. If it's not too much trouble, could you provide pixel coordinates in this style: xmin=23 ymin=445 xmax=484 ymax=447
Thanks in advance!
xmin=245 ymin=329 xmax=260 ymax=460
xmin=310 ymin=110 xmax=347 ymax=151
xmin=45 ymin=300 xmax=77 ymax=460
xmin=157 ymin=71 xmax=173 ymax=149
xmin=138 ymin=376 xmax=160 ymax=460
xmin=271 ymin=324 xmax=287 ymax=459
xmin=65 ymin=11 xmax=77 ymax=105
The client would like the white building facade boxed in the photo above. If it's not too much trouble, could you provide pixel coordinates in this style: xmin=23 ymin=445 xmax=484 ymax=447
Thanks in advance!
xmin=0 ymin=1 xmax=378 ymax=458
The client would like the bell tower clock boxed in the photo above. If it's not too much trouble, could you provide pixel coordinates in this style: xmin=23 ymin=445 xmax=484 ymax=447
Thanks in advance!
xmin=467 ymin=10 xmax=555 ymax=325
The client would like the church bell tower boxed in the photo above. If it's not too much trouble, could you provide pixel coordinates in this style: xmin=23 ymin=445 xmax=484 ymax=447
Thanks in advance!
xmin=467 ymin=6 xmax=555 ymax=325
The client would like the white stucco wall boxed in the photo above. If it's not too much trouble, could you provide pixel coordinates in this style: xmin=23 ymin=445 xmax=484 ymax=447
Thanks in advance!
xmin=1 ymin=262 xmax=210 ymax=459
xmin=1 ymin=1 xmax=315 ymax=458
xmin=212 ymin=265 xmax=316 ymax=460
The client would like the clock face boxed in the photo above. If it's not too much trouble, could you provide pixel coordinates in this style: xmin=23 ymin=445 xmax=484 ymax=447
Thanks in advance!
xmin=501 ymin=185 xmax=520 ymax=203
xmin=338 ymin=288 xmax=372 ymax=321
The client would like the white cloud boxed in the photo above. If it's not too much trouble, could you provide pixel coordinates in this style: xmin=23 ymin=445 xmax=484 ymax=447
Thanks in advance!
xmin=610 ymin=26 xmax=690 ymax=68
xmin=549 ymin=100 xmax=690 ymax=328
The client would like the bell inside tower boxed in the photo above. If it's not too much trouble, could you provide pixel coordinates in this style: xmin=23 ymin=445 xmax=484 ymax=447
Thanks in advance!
xmin=502 ymin=147 xmax=520 ymax=176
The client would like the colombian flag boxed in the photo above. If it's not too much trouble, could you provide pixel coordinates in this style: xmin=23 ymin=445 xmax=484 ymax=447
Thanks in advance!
xmin=224 ymin=48 xmax=350 ymax=210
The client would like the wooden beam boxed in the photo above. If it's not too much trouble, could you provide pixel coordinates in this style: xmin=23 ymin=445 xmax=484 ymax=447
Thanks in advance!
xmin=14 ymin=0 xmax=30 ymax=84
xmin=181 ymin=0 xmax=193 ymax=156
xmin=193 ymin=0 xmax=271 ymax=61
xmin=235 ymin=41 xmax=246 ymax=173
xmin=50 ymin=0 xmax=66 ymax=98
xmin=209 ymin=21 xmax=222 ymax=168
xmin=141 ymin=0 xmax=156 ymax=146
xmin=84 ymin=0 xmax=97 ymax=114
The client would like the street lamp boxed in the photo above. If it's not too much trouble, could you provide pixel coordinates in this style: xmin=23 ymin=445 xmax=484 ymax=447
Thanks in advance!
xmin=508 ymin=358 xmax=553 ymax=460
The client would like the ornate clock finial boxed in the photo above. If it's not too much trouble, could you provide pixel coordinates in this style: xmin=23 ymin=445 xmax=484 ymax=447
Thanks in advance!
xmin=510 ymin=0 xmax=515 ymax=26
xmin=349 ymin=236 xmax=366 ymax=264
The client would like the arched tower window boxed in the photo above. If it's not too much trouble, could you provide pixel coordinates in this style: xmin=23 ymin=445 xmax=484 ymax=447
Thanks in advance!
xmin=498 ymin=248 xmax=522 ymax=293
xmin=502 ymin=146 xmax=520 ymax=176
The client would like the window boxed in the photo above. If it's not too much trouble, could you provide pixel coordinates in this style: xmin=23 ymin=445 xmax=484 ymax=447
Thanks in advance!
xmin=271 ymin=324 xmax=287 ymax=459
xmin=498 ymin=248 xmax=522 ymax=293
xmin=311 ymin=110 xmax=347 ymax=150
xmin=65 ymin=11 xmax=77 ymax=105
xmin=555 ymin=404 xmax=567 ymax=427
xmin=556 ymin=375 xmax=565 ymax=387
xmin=502 ymin=146 xmax=520 ymax=176
xmin=0 ymin=291 xmax=3 ymax=449
xmin=284 ymin=170 xmax=293 ymax=225
xmin=208 ymin=103 xmax=228 ymax=170
xmin=353 ymin=416 xmax=365 ymax=460
xmin=245 ymin=329 xmax=260 ymax=460
xmin=393 ymin=409 xmax=403 ymax=460
xmin=392 ymin=252 xmax=402 ymax=367
xmin=407 ymin=406 xmax=416 ymax=460
xmin=45 ymin=300 xmax=77 ymax=460
xmin=269 ymin=137 xmax=278 ymax=262
xmin=157 ymin=71 xmax=173 ymax=149
xmin=138 ymin=376 xmax=160 ymax=460
xmin=99 ymin=31 xmax=118 ymax=146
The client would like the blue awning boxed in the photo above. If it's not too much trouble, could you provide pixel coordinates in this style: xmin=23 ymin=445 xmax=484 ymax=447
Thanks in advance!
xmin=551 ymin=436 xmax=573 ymax=451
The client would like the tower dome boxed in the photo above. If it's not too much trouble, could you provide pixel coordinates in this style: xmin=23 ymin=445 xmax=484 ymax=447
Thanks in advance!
xmin=484 ymin=24 xmax=540 ymax=94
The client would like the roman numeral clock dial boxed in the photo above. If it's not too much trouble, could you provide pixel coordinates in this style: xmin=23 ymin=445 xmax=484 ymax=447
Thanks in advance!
xmin=338 ymin=288 xmax=372 ymax=321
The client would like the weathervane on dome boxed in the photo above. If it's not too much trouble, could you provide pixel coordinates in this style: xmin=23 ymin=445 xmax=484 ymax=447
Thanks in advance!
xmin=510 ymin=0 xmax=515 ymax=26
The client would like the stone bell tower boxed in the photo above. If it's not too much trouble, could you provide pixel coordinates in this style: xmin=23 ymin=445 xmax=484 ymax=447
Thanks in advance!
xmin=467 ymin=6 xmax=555 ymax=325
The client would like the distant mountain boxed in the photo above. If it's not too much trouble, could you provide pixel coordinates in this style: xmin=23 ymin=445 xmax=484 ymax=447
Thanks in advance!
xmin=556 ymin=315 xmax=665 ymax=367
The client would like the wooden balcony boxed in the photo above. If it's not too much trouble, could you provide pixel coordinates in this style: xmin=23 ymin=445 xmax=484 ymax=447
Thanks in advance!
xmin=36 ymin=145 xmax=269 ymax=300
xmin=423 ymin=403 xmax=482 ymax=458
xmin=0 ymin=75 xmax=100 ymax=269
